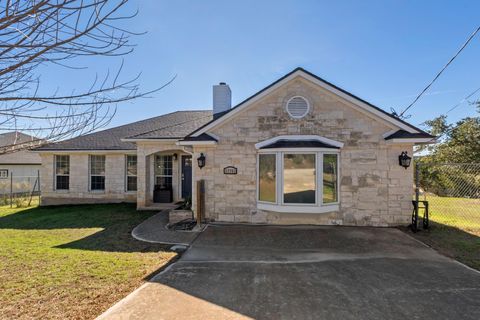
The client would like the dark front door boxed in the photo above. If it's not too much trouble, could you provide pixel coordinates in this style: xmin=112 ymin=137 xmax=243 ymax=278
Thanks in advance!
xmin=181 ymin=155 xmax=192 ymax=199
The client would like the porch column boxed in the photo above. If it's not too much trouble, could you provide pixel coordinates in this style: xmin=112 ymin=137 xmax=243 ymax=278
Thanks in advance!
xmin=137 ymin=152 xmax=147 ymax=209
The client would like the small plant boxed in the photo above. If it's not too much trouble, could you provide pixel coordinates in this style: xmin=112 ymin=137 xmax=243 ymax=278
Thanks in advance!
xmin=182 ymin=196 xmax=192 ymax=210
xmin=14 ymin=194 xmax=28 ymax=208
xmin=0 ymin=195 xmax=9 ymax=206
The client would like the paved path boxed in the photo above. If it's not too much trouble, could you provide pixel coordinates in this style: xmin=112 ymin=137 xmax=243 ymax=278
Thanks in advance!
xmin=132 ymin=211 xmax=200 ymax=246
xmin=99 ymin=225 xmax=480 ymax=320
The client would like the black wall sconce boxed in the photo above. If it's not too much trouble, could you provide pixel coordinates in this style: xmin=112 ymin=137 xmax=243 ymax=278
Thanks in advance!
xmin=398 ymin=151 xmax=412 ymax=169
xmin=197 ymin=153 xmax=206 ymax=169
xmin=173 ymin=153 xmax=178 ymax=161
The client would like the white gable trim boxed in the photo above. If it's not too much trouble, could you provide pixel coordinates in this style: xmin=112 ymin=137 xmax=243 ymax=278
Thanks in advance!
xmin=193 ymin=69 xmax=419 ymax=137
xmin=255 ymin=135 xmax=344 ymax=149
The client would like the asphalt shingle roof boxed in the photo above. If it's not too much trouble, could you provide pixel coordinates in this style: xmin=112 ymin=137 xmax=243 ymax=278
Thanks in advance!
xmin=384 ymin=130 xmax=435 ymax=140
xmin=35 ymin=110 xmax=212 ymax=151
xmin=0 ymin=132 xmax=42 ymax=164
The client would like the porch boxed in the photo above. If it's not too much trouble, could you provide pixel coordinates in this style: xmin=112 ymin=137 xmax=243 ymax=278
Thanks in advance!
xmin=136 ymin=144 xmax=193 ymax=210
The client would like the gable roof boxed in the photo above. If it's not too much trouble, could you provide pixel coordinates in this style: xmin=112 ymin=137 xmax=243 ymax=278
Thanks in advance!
xmin=35 ymin=111 xmax=212 ymax=151
xmin=0 ymin=132 xmax=39 ymax=148
xmin=188 ymin=67 xmax=431 ymax=138
xmin=0 ymin=132 xmax=42 ymax=164
xmin=124 ymin=114 xmax=214 ymax=140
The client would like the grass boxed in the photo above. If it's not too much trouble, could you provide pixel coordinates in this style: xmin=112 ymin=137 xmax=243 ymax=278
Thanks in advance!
xmin=404 ymin=195 xmax=480 ymax=271
xmin=0 ymin=203 xmax=176 ymax=320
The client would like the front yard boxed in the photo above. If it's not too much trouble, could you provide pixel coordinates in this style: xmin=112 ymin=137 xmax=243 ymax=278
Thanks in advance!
xmin=405 ymin=196 xmax=480 ymax=271
xmin=0 ymin=203 xmax=176 ymax=320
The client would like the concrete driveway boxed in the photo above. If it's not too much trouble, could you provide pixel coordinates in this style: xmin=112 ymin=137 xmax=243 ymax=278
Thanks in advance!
xmin=98 ymin=225 xmax=480 ymax=320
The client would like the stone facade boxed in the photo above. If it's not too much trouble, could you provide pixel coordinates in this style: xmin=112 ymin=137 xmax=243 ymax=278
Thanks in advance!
xmin=38 ymin=75 xmax=416 ymax=227
xmin=192 ymin=77 xmax=414 ymax=226
xmin=40 ymin=152 xmax=137 ymax=205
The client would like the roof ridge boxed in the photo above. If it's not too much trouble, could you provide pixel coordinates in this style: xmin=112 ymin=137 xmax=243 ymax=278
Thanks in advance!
xmin=63 ymin=110 xmax=212 ymax=140
xmin=125 ymin=114 xmax=213 ymax=139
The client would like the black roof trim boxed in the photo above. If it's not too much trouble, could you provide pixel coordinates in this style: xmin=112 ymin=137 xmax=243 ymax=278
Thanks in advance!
xmin=187 ymin=67 xmax=430 ymax=137
xmin=260 ymin=139 xmax=340 ymax=149
xmin=384 ymin=130 xmax=435 ymax=140
xmin=180 ymin=133 xmax=218 ymax=142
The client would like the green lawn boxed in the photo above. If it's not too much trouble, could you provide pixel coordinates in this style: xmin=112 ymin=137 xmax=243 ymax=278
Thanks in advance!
xmin=427 ymin=195 xmax=480 ymax=230
xmin=0 ymin=203 xmax=176 ymax=320
xmin=407 ymin=195 xmax=480 ymax=271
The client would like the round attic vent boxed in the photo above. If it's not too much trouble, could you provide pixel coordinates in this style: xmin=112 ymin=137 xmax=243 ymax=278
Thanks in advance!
xmin=286 ymin=96 xmax=309 ymax=119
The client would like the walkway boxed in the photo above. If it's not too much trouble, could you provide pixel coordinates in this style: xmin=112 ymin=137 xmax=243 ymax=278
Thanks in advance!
xmin=132 ymin=211 xmax=201 ymax=246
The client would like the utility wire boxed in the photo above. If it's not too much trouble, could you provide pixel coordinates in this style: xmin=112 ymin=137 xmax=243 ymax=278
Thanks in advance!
xmin=445 ymin=85 xmax=480 ymax=114
xmin=399 ymin=25 xmax=480 ymax=118
xmin=422 ymin=92 xmax=480 ymax=145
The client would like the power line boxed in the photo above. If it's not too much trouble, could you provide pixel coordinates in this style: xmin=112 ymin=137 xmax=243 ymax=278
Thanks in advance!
xmin=399 ymin=25 xmax=480 ymax=118
xmin=445 ymin=85 xmax=480 ymax=114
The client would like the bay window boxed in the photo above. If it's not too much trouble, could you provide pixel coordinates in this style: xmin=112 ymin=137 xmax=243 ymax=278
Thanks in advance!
xmin=258 ymin=154 xmax=276 ymax=202
xmin=323 ymin=154 xmax=338 ymax=203
xmin=283 ymin=153 xmax=316 ymax=204
xmin=257 ymin=151 xmax=339 ymax=213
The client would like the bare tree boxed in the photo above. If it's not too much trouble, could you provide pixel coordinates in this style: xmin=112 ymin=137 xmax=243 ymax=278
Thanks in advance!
xmin=0 ymin=0 xmax=172 ymax=152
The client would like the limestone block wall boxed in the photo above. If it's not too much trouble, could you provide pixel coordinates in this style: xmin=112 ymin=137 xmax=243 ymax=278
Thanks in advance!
xmin=193 ymin=77 xmax=414 ymax=226
xmin=40 ymin=152 xmax=137 ymax=205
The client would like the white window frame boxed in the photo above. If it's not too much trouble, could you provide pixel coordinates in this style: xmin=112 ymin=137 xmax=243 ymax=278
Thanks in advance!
xmin=89 ymin=155 xmax=106 ymax=192
xmin=257 ymin=149 xmax=340 ymax=213
xmin=54 ymin=155 xmax=69 ymax=191
xmin=154 ymin=154 xmax=173 ymax=188
xmin=125 ymin=155 xmax=137 ymax=192
xmin=257 ymin=153 xmax=278 ymax=204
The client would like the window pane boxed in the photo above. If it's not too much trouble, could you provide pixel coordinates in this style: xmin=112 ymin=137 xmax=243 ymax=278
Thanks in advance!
xmin=155 ymin=155 xmax=172 ymax=176
xmin=126 ymin=155 xmax=137 ymax=176
xmin=155 ymin=176 xmax=172 ymax=189
xmin=91 ymin=176 xmax=105 ymax=190
xmin=127 ymin=176 xmax=137 ymax=191
xmin=55 ymin=155 xmax=69 ymax=175
xmin=323 ymin=154 xmax=338 ymax=203
xmin=258 ymin=154 xmax=276 ymax=202
xmin=56 ymin=176 xmax=69 ymax=190
xmin=90 ymin=155 xmax=105 ymax=175
xmin=283 ymin=154 xmax=316 ymax=204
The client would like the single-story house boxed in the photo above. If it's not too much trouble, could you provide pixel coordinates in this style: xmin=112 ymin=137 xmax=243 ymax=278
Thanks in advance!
xmin=35 ymin=68 xmax=434 ymax=226
xmin=0 ymin=132 xmax=42 ymax=194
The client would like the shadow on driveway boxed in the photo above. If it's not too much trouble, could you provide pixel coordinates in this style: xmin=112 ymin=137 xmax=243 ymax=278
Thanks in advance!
xmin=98 ymin=225 xmax=480 ymax=320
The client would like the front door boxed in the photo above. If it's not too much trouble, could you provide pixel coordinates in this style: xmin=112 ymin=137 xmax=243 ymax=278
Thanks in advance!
xmin=181 ymin=155 xmax=192 ymax=199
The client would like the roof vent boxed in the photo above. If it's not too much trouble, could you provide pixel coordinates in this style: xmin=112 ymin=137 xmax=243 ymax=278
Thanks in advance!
xmin=286 ymin=96 xmax=309 ymax=119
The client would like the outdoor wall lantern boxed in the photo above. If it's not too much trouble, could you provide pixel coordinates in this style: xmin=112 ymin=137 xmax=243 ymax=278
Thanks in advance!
xmin=173 ymin=153 xmax=178 ymax=161
xmin=197 ymin=153 xmax=206 ymax=169
xmin=398 ymin=151 xmax=412 ymax=169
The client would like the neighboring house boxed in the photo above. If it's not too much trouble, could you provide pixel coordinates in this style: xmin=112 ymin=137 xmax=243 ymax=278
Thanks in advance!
xmin=0 ymin=132 xmax=42 ymax=195
xmin=0 ymin=132 xmax=42 ymax=178
xmin=35 ymin=68 xmax=434 ymax=226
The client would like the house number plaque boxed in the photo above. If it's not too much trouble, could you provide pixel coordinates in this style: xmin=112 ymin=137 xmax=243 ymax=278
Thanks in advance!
xmin=223 ymin=166 xmax=238 ymax=175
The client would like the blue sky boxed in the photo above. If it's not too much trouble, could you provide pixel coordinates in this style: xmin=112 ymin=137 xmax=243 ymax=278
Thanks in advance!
xmin=43 ymin=0 xmax=480 ymax=130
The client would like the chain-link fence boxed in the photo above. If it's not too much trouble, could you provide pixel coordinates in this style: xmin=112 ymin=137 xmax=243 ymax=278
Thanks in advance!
xmin=416 ymin=163 xmax=480 ymax=230
xmin=0 ymin=173 xmax=40 ymax=207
